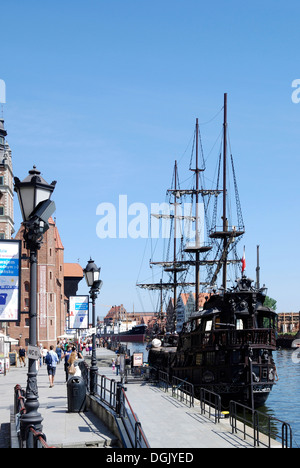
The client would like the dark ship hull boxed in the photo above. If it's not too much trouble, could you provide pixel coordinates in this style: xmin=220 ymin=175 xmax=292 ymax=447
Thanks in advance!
xmin=102 ymin=324 xmax=147 ymax=344
xmin=149 ymin=277 xmax=278 ymax=408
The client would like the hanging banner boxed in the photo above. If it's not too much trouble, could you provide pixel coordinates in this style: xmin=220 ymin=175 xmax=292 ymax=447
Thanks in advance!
xmin=69 ymin=295 xmax=89 ymax=329
xmin=0 ymin=240 xmax=21 ymax=322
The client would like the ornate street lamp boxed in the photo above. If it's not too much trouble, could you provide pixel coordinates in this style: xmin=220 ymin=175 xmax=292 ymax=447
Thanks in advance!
xmin=14 ymin=166 xmax=56 ymax=445
xmin=83 ymin=258 xmax=102 ymax=394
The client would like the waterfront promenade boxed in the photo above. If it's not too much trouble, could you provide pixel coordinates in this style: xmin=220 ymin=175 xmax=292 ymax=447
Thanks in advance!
xmin=0 ymin=348 xmax=280 ymax=448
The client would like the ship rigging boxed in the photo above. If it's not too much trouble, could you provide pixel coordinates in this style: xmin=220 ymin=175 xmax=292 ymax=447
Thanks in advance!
xmin=137 ymin=93 xmax=278 ymax=408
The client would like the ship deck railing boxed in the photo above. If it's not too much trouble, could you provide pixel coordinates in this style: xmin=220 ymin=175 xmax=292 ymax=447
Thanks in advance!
xmin=185 ymin=328 xmax=277 ymax=350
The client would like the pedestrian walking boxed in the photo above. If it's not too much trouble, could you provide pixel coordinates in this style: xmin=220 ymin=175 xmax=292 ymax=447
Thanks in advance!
xmin=42 ymin=347 xmax=48 ymax=364
xmin=63 ymin=346 xmax=72 ymax=382
xmin=116 ymin=354 xmax=120 ymax=376
xmin=45 ymin=345 xmax=59 ymax=388
xmin=18 ymin=347 xmax=26 ymax=367
xmin=39 ymin=343 xmax=43 ymax=367
xmin=55 ymin=344 xmax=62 ymax=363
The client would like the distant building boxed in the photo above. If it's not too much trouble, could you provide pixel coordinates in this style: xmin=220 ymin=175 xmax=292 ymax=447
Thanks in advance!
xmin=277 ymin=312 xmax=300 ymax=334
xmin=168 ymin=292 xmax=210 ymax=332
xmin=103 ymin=305 xmax=156 ymax=332
xmin=104 ymin=304 xmax=127 ymax=325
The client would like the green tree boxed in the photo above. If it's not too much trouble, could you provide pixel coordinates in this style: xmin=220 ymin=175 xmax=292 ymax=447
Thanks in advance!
xmin=264 ymin=296 xmax=277 ymax=310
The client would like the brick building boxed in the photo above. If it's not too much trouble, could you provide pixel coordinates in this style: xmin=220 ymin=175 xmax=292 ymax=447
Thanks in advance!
xmin=0 ymin=118 xmax=14 ymax=240
xmin=277 ymin=312 xmax=300 ymax=334
xmin=6 ymin=218 xmax=66 ymax=349
xmin=103 ymin=305 xmax=155 ymax=330
xmin=0 ymin=117 xmax=82 ymax=350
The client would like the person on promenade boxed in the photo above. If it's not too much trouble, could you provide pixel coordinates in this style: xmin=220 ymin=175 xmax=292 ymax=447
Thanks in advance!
xmin=55 ymin=343 xmax=62 ymax=363
xmin=115 ymin=354 xmax=120 ymax=376
xmin=46 ymin=345 xmax=59 ymax=388
xmin=18 ymin=347 xmax=26 ymax=367
xmin=67 ymin=350 xmax=81 ymax=380
xmin=63 ymin=346 xmax=72 ymax=382
xmin=42 ymin=347 xmax=48 ymax=365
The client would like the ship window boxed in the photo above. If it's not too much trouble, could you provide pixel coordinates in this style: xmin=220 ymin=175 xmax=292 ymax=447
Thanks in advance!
xmin=236 ymin=319 xmax=244 ymax=330
xmin=206 ymin=352 xmax=215 ymax=365
xmin=191 ymin=319 xmax=201 ymax=331
xmin=205 ymin=320 xmax=212 ymax=331
xmin=196 ymin=353 xmax=203 ymax=365
xmin=258 ymin=314 xmax=276 ymax=329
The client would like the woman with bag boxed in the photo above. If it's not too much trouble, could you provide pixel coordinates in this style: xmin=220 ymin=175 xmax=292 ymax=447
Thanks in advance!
xmin=67 ymin=351 xmax=82 ymax=379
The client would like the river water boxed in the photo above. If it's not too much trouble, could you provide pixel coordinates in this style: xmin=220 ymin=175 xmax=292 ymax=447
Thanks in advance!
xmin=260 ymin=349 xmax=300 ymax=447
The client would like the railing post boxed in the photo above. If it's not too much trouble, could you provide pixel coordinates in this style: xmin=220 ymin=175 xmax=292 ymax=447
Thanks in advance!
xmin=116 ymin=382 xmax=123 ymax=416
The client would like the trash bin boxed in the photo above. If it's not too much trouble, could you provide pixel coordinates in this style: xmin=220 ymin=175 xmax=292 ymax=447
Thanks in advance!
xmin=67 ymin=376 xmax=86 ymax=412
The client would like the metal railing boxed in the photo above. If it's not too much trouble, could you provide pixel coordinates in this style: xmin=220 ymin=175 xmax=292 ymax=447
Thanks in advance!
xmin=200 ymin=388 xmax=221 ymax=424
xmin=157 ymin=370 xmax=169 ymax=392
xmin=82 ymin=365 xmax=150 ymax=448
xmin=230 ymin=400 xmax=293 ymax=448
xmin=172 ymin=376 xmax=194 ymax=407
xmin=118 ymin=385 xmax=150 ymax=448
xmin=14 ymin=385 xmax=55 ymax=449
xmin=156 ymin=370 xmax=195 ymax=407
xmin=96 ymin=373 xmax=117 ymax=410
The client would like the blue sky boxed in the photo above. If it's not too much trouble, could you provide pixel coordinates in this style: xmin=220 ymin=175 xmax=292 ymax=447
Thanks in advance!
xmin=1 ymin=0 xmax=300 ymax=316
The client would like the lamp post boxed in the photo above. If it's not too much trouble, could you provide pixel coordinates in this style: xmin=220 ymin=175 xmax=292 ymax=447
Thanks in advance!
xmin=14 ymin=166 xmax=56 ymax=444
xmin=83 ymin=258 xmax=102 ymax=394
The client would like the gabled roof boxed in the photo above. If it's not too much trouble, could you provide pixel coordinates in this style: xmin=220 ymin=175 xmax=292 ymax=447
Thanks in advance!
xmin=64 ymin=263 xmax=83 ymax=278
xmin=54 ymin=226 xmax=64 ymax=250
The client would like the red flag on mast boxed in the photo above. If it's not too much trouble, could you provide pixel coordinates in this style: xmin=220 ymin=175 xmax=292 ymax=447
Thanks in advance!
xmin=241 ymin=247 xmax=246 ymax=273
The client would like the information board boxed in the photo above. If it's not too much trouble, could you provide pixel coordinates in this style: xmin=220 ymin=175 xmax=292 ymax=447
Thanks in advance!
xmin=0 ymin=240 xmax=21 ymax=322
xmin=69 ymin=295 xmax=89 ymax=329
xmin=133 ymin=353 xmax=143 ymax=367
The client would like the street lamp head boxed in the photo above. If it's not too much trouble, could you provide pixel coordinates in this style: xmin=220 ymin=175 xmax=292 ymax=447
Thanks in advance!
xmin=84 ymin=258 xmax=101 ymax=289
xmin=14 ymin=166 xmax=56 ymax=222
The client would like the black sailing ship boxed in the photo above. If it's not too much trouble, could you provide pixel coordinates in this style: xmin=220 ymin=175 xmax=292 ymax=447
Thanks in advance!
xmin=138 ymin=94 xmax=278 ymax=408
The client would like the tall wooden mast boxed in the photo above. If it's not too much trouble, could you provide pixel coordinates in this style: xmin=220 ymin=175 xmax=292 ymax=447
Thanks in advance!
xmin=222 ymin=93 xmax=228 ymax=289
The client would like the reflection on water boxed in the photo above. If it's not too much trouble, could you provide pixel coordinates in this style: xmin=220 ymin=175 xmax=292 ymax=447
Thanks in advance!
xmin=259 ymin=349 xmax=300 ymax=447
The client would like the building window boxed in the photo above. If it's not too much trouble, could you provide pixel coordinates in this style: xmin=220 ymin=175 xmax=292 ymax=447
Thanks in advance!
xmin=24 ymin=282 xmax=30 ymax=292
xmin=0 ymin=233 xmax=5 ymax=239
xmin=0 ymin=206 xmax=4 ymax=216
xmin=0 ymin=176 xmax=3 ymax=185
